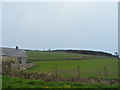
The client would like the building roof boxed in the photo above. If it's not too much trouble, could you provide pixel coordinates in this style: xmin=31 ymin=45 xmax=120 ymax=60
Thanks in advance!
xmin=0 ymin=47 xmax=27 ymax=58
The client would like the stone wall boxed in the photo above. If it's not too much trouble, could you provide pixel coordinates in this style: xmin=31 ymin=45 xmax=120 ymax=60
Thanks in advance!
xmin=20 ymin=63 xmax=35 ymax=69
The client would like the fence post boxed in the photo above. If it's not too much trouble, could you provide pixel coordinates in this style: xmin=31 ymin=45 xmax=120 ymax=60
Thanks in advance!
xmin=77 ymin=66 xmax=80 ymax=78
xmin=104 ymin=66 xmax=108 ymax=79
xmin=55 ymin=65 xmax=58 ymax=77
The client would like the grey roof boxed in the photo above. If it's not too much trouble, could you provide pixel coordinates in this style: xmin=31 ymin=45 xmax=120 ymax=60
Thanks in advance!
xmin=0 ymin=47 xmax=27 ymax=58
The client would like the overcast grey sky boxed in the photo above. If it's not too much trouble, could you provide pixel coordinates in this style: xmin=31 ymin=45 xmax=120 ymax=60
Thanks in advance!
xmin=2 ymin=2 xmax=118 ymax=54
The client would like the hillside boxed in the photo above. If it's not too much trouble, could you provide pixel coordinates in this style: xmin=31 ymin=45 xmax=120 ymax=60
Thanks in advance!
xmin=26 ymin=50 xmax=118 ymax=79
xmin=26 ymin=50 xmax=117 ymax=61
xmin=52 ymin=50 xmax=117 ymax=57
xmin=26 ymin=50 xmax=102 ymax=60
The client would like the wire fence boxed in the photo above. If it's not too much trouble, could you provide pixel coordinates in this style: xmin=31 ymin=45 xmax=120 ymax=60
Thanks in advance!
xmin=52 ymin=65 xmax=118 ymax=79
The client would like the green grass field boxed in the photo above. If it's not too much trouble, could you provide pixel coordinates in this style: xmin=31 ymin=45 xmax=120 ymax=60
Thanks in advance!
xmin=2 ymin=76 xmax=118 ymax=88
xmin=27 ymin=58 xmax=118 ymax=79
xmin=26 ymin=51 xmax=118 ymax=79
xmin=26 ymin=50 xmax=97 ymax=60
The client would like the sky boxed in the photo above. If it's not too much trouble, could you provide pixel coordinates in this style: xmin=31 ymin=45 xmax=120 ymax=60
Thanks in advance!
xmin=0 ymin=2 xmax=2 ymax=48
xmin=2 ymin=2 xmax=118 ymax=54
xmin=2 ymin=0 xmax=119 ymax=2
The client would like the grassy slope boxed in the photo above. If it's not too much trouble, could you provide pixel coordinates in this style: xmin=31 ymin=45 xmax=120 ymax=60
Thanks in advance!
xmin=2 ymin=76 xmax=118 ymax=88
xmin=26 ymin=51 xmax=97 ymax=60
xmin=26 ymin=51 xmax=118 ymax=78
xmin=27 ymin=58 xmax=118 ymax=78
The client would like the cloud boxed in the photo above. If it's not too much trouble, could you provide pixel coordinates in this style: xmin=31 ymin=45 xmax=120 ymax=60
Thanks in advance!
xmin=2 ymin=2 xmax=118 ymax=53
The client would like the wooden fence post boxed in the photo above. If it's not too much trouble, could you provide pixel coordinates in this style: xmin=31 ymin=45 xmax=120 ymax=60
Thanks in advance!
xmin=77 ymin=66 xmax=80 ymax=78
xmin=55 ymin=65 xmax=58 ymax=77
xmin=104 ymin=66 xmax=108 ymax=79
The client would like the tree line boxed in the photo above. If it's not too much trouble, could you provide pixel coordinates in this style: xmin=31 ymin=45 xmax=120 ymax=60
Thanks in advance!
xmin=52 ymin=50 xmax=117 ymax=58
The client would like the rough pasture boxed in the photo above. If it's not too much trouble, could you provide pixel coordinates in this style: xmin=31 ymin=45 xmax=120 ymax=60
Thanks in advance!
xmin=26 ymin=51 xmax=118 ymax=79
xmin=27 ymin=58 xmax=118 ymax=79
xmin=26 ymin=50 xmax=98 ymax=60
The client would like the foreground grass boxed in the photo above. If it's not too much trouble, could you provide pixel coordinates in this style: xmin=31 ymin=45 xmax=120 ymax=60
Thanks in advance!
xmin=2 ymin=76 xmax=118 ymax=88
xmin=0 ymin=75 xmax=2 ymax=89
xmin=27 ymin=58 xmax=118 ymax=79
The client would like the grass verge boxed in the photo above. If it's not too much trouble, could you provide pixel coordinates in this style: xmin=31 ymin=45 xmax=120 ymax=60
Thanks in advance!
xmin=2 ymin=76 xmax=118 ymax=88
